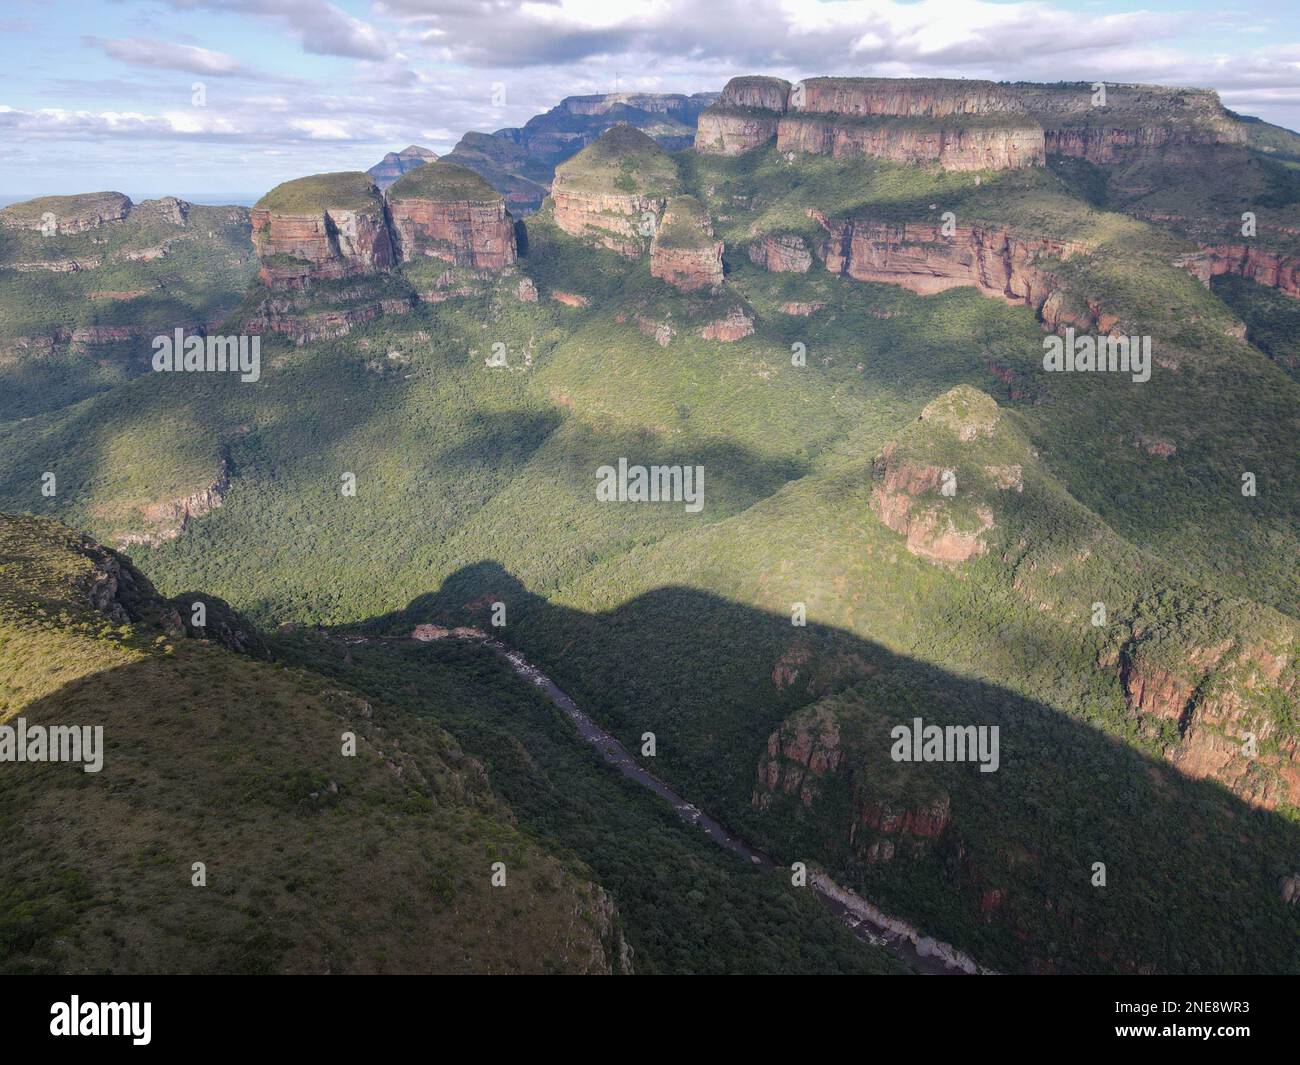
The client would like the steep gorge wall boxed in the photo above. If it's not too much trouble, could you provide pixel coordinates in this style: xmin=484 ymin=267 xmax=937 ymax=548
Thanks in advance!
xmin=810 ymin=212 xmax=1101 ymax=330
xmin=388 ymin=198 xmax=516 ymax=270
xmin=250 ymin=206 xmax=394 ymax=290
xmin=696 ymin=76 xmax=1244 ymax=170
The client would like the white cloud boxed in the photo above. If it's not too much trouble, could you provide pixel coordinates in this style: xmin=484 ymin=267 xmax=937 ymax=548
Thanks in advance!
xmin=162 ymin=0 xmax=392 ymax=60
xmin=96 ymin=36 xmax=248 ymax=76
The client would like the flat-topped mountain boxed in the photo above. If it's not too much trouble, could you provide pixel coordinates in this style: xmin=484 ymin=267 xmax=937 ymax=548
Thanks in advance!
xmin=386 ymin=161 xmax=517 ymax=270
xmin=549 ymin=125 xmax=680 ymax=257
xmin=698 ymin=75 xmax=1244 ymax=168
xmin=251 ymin=171 xmax=393 ymax=290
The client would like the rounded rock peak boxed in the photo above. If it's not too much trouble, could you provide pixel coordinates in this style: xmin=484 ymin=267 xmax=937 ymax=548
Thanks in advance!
xmin=387 ymin=160 xmax=502 ymax=203
xmin=254 ymin=171 xmax=382 ymax=214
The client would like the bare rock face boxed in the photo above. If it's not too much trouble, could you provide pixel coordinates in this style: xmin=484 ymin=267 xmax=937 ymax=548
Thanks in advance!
xmin=1176 ymin=244 xmax=1300 ymax=298
xmin=250 ymin=173 xmax=393 ymax=290
xmin=814 ymin=213 xmax=1097 ymax=329
xmin=696 ymin=75 xmax=1243 ymax=169
xmin=699 ymin=308 xmax=754 ymax=341
xmin=389 ymin=200 xmax=516 ymax=270
xmin=695 ymin=76 xmax=790 ymax=154
xmin=720 ymin=75 xmax=792 ymax=112
xmin=1113 ymin=635 xmax=1299 ymax=811
xmin=549 ymin=126 xmax=676 ymax=257
xmin=747 ymin=234 xmax=812 ymax=272
xmin=385 ymin=161 xmax=517 ymax=270
xmin=777 ymin=115 xmax=1045 ymax=170
xmin=0 ymin=191 xmax=132 ymax=233
xmin=694 ymin=111 xmax=783 ymax=155
xmin=551 ymin=189 xmax=662 ymax=257
xmin=650 ymin=196 xmax=724 ymax=291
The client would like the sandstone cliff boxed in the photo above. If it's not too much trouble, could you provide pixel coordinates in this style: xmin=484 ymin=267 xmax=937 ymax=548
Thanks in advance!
xmin=250 ymin=172 xmax=394 ymax=290
xmin=549 ymin=125 xmax=677 ymax=257
xmin=649 ymin=196 xmax=724 ymax=291
xmin=696 ymin=75 xmax=1245 ymax=170
xmin=1176 ymin=244 xmax=1300 ymax=298
xmin=813 ymin=212 xmax=1098 ymax=329
xmin=386 ymin=161 xmax=517 ymax=270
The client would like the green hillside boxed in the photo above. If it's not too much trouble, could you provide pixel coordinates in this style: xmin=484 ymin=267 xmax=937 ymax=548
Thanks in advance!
xmin=0 ymin=514 xmax=634 ymax=975
xmin=2 ymin=94 xmax=1299 ymax=975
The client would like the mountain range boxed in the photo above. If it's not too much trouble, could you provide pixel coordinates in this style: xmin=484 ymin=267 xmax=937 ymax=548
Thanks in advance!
xmin=1 ymin=75 xmax=1298 ymax=976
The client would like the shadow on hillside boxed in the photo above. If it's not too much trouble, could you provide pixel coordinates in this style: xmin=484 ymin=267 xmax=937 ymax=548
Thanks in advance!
xmin=351 ymin=559 xmax=1300 ymax=975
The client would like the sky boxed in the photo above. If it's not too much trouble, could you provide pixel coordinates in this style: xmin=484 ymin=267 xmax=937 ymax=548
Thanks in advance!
xmin=1 ymin=0 xmax=1299 ymax=199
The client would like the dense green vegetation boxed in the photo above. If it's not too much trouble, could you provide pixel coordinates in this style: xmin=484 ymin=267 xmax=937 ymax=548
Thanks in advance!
xmin=254 ymin=172 xmax=381 ymax=213
xmin=2 ymin=111 xmax=1298 ymax=974
xmin=0 ymin=200 xmax=256 ymax=421
xmin=551 ymin=124 xmax=679 ymax=196
xmin=388 ymin=161 xmax=502 ymax=203
xmin=0 ymin=515 xmax=644 ymax=975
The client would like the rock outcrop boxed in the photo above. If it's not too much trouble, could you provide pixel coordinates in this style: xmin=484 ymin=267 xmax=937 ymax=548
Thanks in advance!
xmin=250 ymin=172 xmax=393 ymax=290
xmin=813 ymin=212 xmax=1100 ymax=328
xmin=649 ymin=196 xmax=724 ymax=291
xmin=117 ymin=457 xmax=232 ymax=548
xmin=778 ymin=115 xmax=1045 ymax=170
xmin=696 ymin=75 xmax=1244 ymax=171
xmin=699 ymin=308 xmax=755 ymax=341
xmin=747 ymin=233 xmax=812 ymax=272
xmin=1176 ymin=244 xmax=1300 ymax=298
xmin=386 ymin=161 xmax=517 ymax=270
xmin=868 ymin=388 xmax=1003 ymax=564
xmin=549 ymin=125 xmax=677 ymax=257
xmin=1115 ymin=636 xmax=1299 ymax=811
xmin=0 ymin=191 xmax=132 ymax=233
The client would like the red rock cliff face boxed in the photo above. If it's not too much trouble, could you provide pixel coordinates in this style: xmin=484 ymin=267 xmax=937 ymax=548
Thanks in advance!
xmin=250 ymin=206 xmax=394 ymax=290
xmin=649 ymin=199 xmax=724 ymax=292
xmin=1176 ymin=244 xmax=1300 ymax=298
xmin=550 ymin=189 xmax=662 ymax=258
xmin=816 ymin=215 xmax=1086 ymax=306
xmin=694 ymin=111 xmax=783 ymax=156
xmin=747 ymin=234 xmax=812 ymax=272
xmin=1115 ymin=639 xmax=1299 ymax=811
xmin=753 ymin=709 xmax=952 ymax=858
xmin=779 ymin=116 xmax=1044 ymax=169
xmin=387 ymin=198 xmax=516 ymax=270
xmin=1045 ymin=125 xmax=1244 ymax=164
xmin=797 ymin=78 xmax=1023 ymax=118
xmin=697 ymin=76 xmax=1244 ymax=168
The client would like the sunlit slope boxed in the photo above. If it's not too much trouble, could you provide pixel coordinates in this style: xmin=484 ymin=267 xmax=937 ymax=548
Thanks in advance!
xmin=0 ymin=514 xmax=630 ymax=975
xmin=0 ymin=198 xmax=256 ymax=422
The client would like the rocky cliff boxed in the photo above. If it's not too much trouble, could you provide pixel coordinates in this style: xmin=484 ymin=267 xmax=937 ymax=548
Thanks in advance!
xmin=812 ymin=213 xmax=1097 ymax=329
xmin=649 ymin=196 xmax=724 ymax=291
xmin=549 ymin=125 xmax=677 ymax=257
xmin=250 ymin=172 xmax=394 ymax=290
xmin=697 ymin=75 xmax=1245 ymax=170
xmin=0 ymin=191 xmax=133 ymax=233
xmin=386 ymin=161 xmax=517 ymax=270
xmin=1177 ymin=244 xmax=1300 ymax=298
